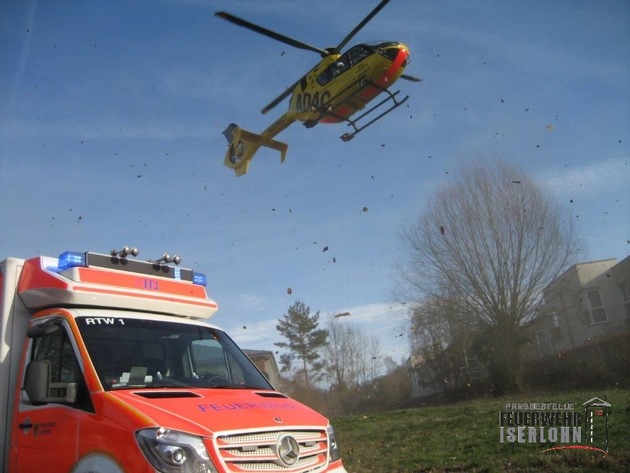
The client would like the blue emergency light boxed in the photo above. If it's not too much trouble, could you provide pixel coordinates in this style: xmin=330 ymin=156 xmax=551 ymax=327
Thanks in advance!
xmin=192 ymin=272 xmax=207 ymax=287
xmin=58 ymin=251 xmax=88 ymax=270
xmin=56 ymin=250 xmax=207 ymax=287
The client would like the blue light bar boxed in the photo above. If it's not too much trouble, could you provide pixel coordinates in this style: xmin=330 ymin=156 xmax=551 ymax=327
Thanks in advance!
xmin=58 ymin=251 xmax=88 ymax=270
xmin=192 ymin=272 xmax=207 ymax=287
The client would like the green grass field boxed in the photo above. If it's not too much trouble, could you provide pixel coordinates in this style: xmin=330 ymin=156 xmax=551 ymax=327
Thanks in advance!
xmin=334 ymin=386 xmax=630 ymax=473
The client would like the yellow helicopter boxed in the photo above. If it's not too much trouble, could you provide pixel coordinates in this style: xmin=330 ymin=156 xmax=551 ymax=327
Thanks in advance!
xmin=216 ymin=0 xmax=420 ymax=176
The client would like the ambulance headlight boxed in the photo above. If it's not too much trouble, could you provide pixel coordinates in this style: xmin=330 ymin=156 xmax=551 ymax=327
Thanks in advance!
xmin=327 ymin=425 xmax=342 ymax=462
xmin=136 ymin=427 xmax=218 ymax=473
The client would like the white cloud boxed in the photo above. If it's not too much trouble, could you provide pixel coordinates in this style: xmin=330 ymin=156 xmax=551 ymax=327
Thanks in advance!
xmin=325 ymin=301 xmax=411 ymax=360
xmin=227 ymin=318 xmax=279 ymax=347
xmin=330 ymin=301 xmax=409 ymax=323
xmin=233 ymin=293 xmax=271 ymax=312
xmin=540 ymin=158 xmax=629 ymax=198
xmin=223 ymin=300 xmax=412 ymax=360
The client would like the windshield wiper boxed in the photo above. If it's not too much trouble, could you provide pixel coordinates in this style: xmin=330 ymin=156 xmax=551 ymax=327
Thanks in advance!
xmin=110 ymin=377 xmax=191 ymax=390
xmin=147 ymin=379 xmax=191 ymax=388
xmin=206 ymin=384 xmax=267 ymax=390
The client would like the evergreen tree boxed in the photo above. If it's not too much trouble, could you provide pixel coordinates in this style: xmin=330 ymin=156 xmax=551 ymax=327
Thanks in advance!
xmin=275 ymin=300 xmax=328 ymax=389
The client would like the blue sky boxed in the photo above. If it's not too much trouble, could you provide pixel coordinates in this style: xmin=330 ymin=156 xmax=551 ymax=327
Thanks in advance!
xmin=2 ymin=0 xmax=629 ymax=364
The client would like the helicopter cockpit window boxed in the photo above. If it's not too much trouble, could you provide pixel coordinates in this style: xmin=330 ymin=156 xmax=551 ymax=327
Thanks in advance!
xmin=372 ymin=42 xmax=400 ymax=61
xmin=347 ymin=45 xmax=373 ymax=65
xmin=316 ymin=69 xmax=333 ymax=86
xmin=317 ymin=56 xmax=349 ymax=86
xmin=317 ymin=46 xmax=374 ymax=87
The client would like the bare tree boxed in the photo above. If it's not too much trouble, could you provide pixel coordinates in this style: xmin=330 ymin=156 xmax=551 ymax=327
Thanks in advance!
xmin=324 ymin=315 xmax=355 ymax=391
xmin=400 ymin=159 xmax=578 ymax=394
xmin=324 ymin=316 xmax=383 ymax=388
xmin=409 ymin=296 xmax=470 ymax=392
xmin=323 ymin=316 xmax=384 ymax=414
xmin=367 ymin=334 xmax=383 ymax=382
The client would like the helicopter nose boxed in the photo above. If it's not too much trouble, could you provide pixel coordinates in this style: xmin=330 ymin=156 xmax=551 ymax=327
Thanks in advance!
xmin=378 ymin=42 xmax=409 ymax=63
xmin=397 ymin=43 xmax=410 ymax=67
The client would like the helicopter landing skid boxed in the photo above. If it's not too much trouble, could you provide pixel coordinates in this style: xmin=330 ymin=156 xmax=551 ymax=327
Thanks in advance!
xmin=338 ymin=87 xmax=408 ymax=142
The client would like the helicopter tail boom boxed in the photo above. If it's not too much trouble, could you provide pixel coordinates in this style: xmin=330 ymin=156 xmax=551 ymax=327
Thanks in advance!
xmin=222 ymin=123 xmax=288 ymax=176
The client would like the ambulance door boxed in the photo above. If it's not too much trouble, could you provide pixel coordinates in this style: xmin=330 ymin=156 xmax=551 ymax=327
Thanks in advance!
xmin=13 ymin=321 xmax=91 ymax=473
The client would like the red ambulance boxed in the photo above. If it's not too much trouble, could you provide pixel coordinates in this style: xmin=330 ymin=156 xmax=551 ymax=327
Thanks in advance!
xmin=0 ymin=248 xmax=348 ymax=473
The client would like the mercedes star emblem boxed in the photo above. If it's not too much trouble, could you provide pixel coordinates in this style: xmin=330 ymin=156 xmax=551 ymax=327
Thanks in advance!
xmin=275 ymin=434 xmax=300 ymax=467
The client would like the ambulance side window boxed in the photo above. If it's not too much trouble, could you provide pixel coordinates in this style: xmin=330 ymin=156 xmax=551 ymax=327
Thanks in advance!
xmin=32 ymin=326 xmax=93 ymax=411
xmin=191 ymin=340 xmax=245 ymax=384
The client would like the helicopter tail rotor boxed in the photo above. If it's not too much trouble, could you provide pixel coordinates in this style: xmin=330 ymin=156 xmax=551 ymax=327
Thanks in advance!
xmin=222 ymin=123 xmax=288 ymax=176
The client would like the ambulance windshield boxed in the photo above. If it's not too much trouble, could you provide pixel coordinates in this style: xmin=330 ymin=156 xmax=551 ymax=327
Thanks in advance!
xmin=76 ymin=316 xmax=274 ymax=391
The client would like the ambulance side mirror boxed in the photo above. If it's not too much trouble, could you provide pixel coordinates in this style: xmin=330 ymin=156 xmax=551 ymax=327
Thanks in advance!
xmin=23 ymin=360 xmax=51 ymax=405
xmin=27 ymin=322 xmax=60 ymax=338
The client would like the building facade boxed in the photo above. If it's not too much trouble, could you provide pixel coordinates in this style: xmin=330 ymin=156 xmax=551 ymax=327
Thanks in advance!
xmin=523 ymin=256 xmax=630 ymax=360
xmin=243 ymin=349 xmax=281 ymax=387
xmin=407 ymin=255 xmax=630 ymax=398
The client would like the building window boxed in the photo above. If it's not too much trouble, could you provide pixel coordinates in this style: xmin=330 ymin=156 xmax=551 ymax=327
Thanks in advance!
xmin=581 ymin=290 xmax=608 ymax=325
xmin=466 ymin=357 xmax=481 ymax=380
xmin=535 ymin=329 xmax=553 ymax=356
xmin=549 ymin=314 xmax=562 ymax=339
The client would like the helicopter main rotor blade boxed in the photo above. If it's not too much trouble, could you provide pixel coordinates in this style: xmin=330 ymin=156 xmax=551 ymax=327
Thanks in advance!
xmin=401 ymin=74 xmax=422 ymax=82
xmin=261 ymin=77 xmax=303 ymax=115
xmin=335 ymin=0 xmax=390 ymax=53
xmin=215 ymin=12 xmax=329 ymax=57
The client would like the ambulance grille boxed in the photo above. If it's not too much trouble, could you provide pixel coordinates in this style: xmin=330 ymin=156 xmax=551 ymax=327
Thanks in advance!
xmin=211 ymin=429 xmax=329 ymax=473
